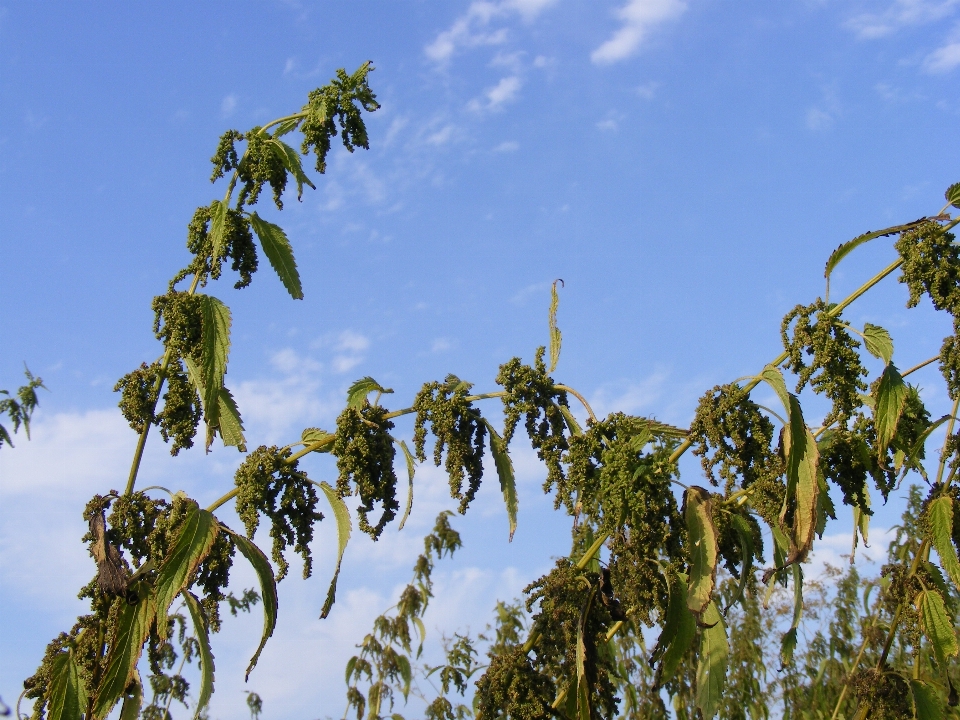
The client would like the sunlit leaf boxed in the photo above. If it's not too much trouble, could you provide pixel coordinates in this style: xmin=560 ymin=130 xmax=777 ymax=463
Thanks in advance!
xmin=301 ymin=427 xmax=334 ymax=452
xmin=862 ymin=323 xmax=894 ymax=364
xmin=685 ymin=486 xmax=718 ymax=615
xmin=652 ymin=571 xmax=696 ymax=681
xmin=482 ymin=419 xmax=518 ymax=541
xmin=912 ymin=679 xmax=945 ymax=720
xmin=759 ymin=364 xmax=791 ymax=415
xmin=183 ymin=591 xmax=215 ymax=718
xmin=781 ymin=395 xmax=819 ymax=560
xmin=269 ymin=138 xmax=315 ymax=200
xmin=223 ymin=527 xmax=278 ymax=680
xmin=548 ymin=279 xmax=562 ymax=373
xmin=395 ymin=439 xmax=416 ymax=531
xmin=947 ymin=181 xmax=960 ymax=209
xmin=46 ymin=649 xmax=87 ymax=720
xmin=199 ymin=294 xmax=232 ymax=447
xmin=917 ymin=589 xmax=959 ymax=669
xmin=346 ymin=376 xmax=392 ymax=409
xmin=217 ymin=386 xmax=246 ymax=451
xmin=929 ymin=496 xmax=960 ymax=593
xmin=249 ymin=212 xmax=303 ymax=300
xmin=117 ymin=670 xmax=142 ymax=720
xmin=696 ymin=600 xmax=728 ymax=720
xmin=318 ymin=480 xmax=352 ymax=619
xmin=874 ymin=363 xmax=907 ymax=457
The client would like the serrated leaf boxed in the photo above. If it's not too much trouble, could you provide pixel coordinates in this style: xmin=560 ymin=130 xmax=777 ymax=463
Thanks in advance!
xmin=852 ymin=487 xmax=871 ymax=557
xmin=224 ymin=527 xmax=278 ymax=680
xmin=208 ymin=199 xmax=227 ymax=264
xmin=947 ymin=181 xmax=960 ymax=209
xmin=395 ymin=439 xmax=415 ymax=531
xmin=318 ymin=480 xmax=352 ymax=619
xmin=346 ymin=376 xmax=393 ymax=409
xmin=301 ymin=427 xmax=334 ymax=452
xmin=269 ymin=139 xmax=316 ymax=201
xmin=46 ymin=650 xmax=87 ymax=720
xmin=928 ymin=496 xmax=960 ymax=593
xmin=912 ymin=679 xmax=945 ymax=720
xmin=863 ymin=323 xmax=894 ymax=364
xmin=724 ymin=514 xmax=755 ymax=613
xmin=396 ymin=654 xmax=412 ymax=700
xmin=548 ymin=279 xmax=562 ymax=373
xmin=759 ymin=365 xmax=791 ymax=415
xmin=482 ymin=419 xmax=518 ymax=541
xmin=93 ymin=582 xmax=156 ymax=720
xmin=199 ymin=294 xmax=232 ymax=447
xmin=271 ymin=118 xmax=301 ymax=138
xmin=781 ymin=395 xmax=819 ymax=561
xmin=824 ymin=228 xmax=890 ymax=296
xmin=696 ymin=600 xmax=728 ymax=720
xmin=154 ymin=500 xmax=219 ymax=641
xmin=780 ymin=565 xmax=803 ymax=669
xmin=117 ymin=670 xmax=142 ymax=720
xmin=653 ymin=572 xmax=696 ymax=679
xmin=779 ymin=627 xmax=798 ymax=670
xmin=183 ymin=591 xmax=215 ymax=718
xmin=815 ymin=468 xmax=834 ymax=538
xmin=345 ymin=656 xmax=358 ymax=684
xmin=874 ymin=363 xmax=908 ymax=459
xmin=249 ymin=212 xmax=303 ymax=300
xmin=917 ymin=589 xmax=959 ymax=669
xmin=905 ymin=414 xmax=952 ymax=480
xmin=685 ymin=486 xmax=718 ymax=616
xmin=217 ymin=386 xmax=246 ymax=451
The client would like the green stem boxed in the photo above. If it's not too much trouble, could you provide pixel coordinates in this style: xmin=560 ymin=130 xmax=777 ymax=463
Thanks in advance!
xmin=556 ymin=384 xmax=597 ymax=422
xmin=259 ymin=111 xmax=308 ymax=136
xmin=206 ymin=488 xmax=238 ymax=513
xmin=901 ymin=355 xmax=938 ymax=378
xmin=935 ymin=395 xmax=960 ymax=487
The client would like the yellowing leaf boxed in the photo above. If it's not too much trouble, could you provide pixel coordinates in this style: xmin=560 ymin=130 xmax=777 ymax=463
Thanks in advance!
xmin=696 ymin=600 xmax=728 ymax=720
xmin=685 ymin=486 xmax=718 ymax=616
xmin=183 ymin=591 xmax=215 ymax=718
xmin=318 ymin=480 xmax=352 ymax=619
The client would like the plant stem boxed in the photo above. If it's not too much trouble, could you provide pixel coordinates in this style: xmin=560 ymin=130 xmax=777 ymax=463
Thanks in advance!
xmin=556 ymin=384 xmax=597 ymax=422
xmin=901 ymin=355 xmax=938 ymax=378
xmin=935 ymin=395 xmax=960 ymax=487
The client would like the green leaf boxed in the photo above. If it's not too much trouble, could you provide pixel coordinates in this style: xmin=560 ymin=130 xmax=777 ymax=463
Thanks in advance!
xmin=46 ymin=650 xmax=87 ymax=720
xmin=574 ymin=589 xmax=594 ymax=720
xmin=395 ymin=439 xmax=415 ymax=531
xmin=93 ymin=582 xmax=156 ymax=720
xmin=317 ymin=480 xmax=352 ymax=619
xmin=346 ymin=376 xmax=393 ymax=409
xmin=269 ymin=139 xmax=316 ymax=200
xmin=874 ymin=363 xmax=908 ymax=457
xmin=905 ymin=414 xmax=952 ymax=480
xmin=301 ymin=427 xmax=334 ymax=451
xmin=271 ymin=118 xmax=301 ymax=138
xmin=249 ymin=212 xmax=303 ymax=300
xmin=696 ymin=600 xmax=728 ymax=720
xmin=559 ymin=404 xmax=582 ymax=436
xmin=724 ymin=514 xmax=755 ymax=612
xmin=852 ymin=485 xmax=871 ymax=557
xmin=217 ymin=386 xmax=246 ymax=451
xmin=684 ymin=486 xmax=718 ymax=615
xmin=117 ymin=670 xmax=142 ymax=720
xmin=154 ymin=500 xmax=219 ymax=641
xmin=548 ymin=279 xmax=562 ymax=373
xmin=862 ymin=323 xmax=894 ymax=364
xmin=183 ymin=591 xmax=215 ymax=718
xmin=912 ymin=679 xmax=945 ymax=720
xmin=759 ymin=364 xmax=791 ymax=416
xmin=199 ymin=294 xmax=232 ymax=444
xmin=779 ymin=628 xmax=798 ymax=670
xmin=928 ymin=496 xmax=960 ymax=593
xmin=224 ymin=527 xmax=278 ymax=680
xmin=482 ymin=419 xmax=518 ymax=541
xmin=947 ymin=181 xmax=960 ymax=210
xmin=208 ymin=199 xmax=228 ymax=264
xmin=653 ymin=572 xmax=697 ymax=679
xmin=780 ymin=565 xmax=803 ymax=668
xmin=781 ymin=395 xmax=819 ymax=560
xmin=824 ymin=228 xmax=890 ymax=298
xmin=396 ymin=654 xmax=412 ymax=700
xmin=917 ymin=589 xmax=959 ymax=669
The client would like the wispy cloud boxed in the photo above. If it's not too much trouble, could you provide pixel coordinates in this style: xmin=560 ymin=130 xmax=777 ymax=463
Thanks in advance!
xmin=591 ymin=0 xmax=687 ymax=65
xmin=221 ymin=93 xmax=238 ymax=118
xmin=844 ymin=0 xmax=960 ymax=39
xmin=468 ymin=76 xmax=523 ymax=112
xmin=924 ymin=25 xmax=960 ymax=71
xmin=494 ymin=140 xmax=520 ymax=152
xmin=636 ymin=81 xmax=660 ymax=99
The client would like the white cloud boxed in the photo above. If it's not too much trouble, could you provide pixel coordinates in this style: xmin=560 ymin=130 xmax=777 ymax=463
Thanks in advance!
xmin=468 ymin=76 xmax=523 ymax=112
xmin=431 ymin=338 xmax=453 ymax=352
xmin=427 ymin=124 xmax=456 ymax=146
xmin=636 ymin=81 xmax=660 ymax=99
xmin=924 ymin=32 xmax=960 ymax=71
xmin=596 ymin=118 xmax=619 ymax=132
xmin=806 ymin=107 xmax=835 ymax=131
xmin=844 ymin=0 xmax=960 ymax=39
xmin=494 ymin=140 xmax=520 ymax=152
xmin=221 ymin=93 xmax=238 ymax=118
xmin=283 ymin=57 xmax=296 ymax=75
xmin=591 ymin=0 xmax=687 ymax=65
xmin=425 ymin=0 xmax=559 ymax=63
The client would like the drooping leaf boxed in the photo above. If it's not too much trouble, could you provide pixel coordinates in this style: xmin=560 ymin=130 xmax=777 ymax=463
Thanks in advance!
xmin=249 ymin=212 xmax=303 ymax=300
xmin=548 ymin=279 xmax=562 ymax=373
xmin=395 ymin=439 xmax=415 ymax=531
xmin=779 ymin=628 xmax=798 ymax=671
xmin=154 ymin=500 xmax=219 ymax=641
xmin=917 ymin=589 xmax=959 ymax=669
xmin=301 ymin=427 xmax=334 ymax=452
xmin=780 ymin=565 xmax=803 ymax=668
xmin=346 ymin=376 xmax=393 ymax=409
xmin=874 ymin=363 xmax=908 ymax=457
xmin=317 ymin=480 xmax=352 ymax=619
xmin=217 ymin=386 xmax=246 ymax=451
xmin=224 ymin=527 xmax=278 ymax=680
xmin=559 ymin=404 xmax=582 ymax=436
xmin=574 ymin=589 xmax=594 ymax=720
xmin=117 ymin=670 xmax=142 ymax=720
xmin=46 ymin=650 xmax=87 ymax=720
xmin=862 ymin=323 xmax=894 ymax=364
xmin=781 ymin=395 xmax=819 ymax=561
xmin=93 ymin=582 xmax=156 ymax=720
xmin=199 ymin=294 xmax=232 ymax=445
xmin=696 ymin=600 xmax=728 ymax=720
xmin=724 ymin=514 xmax=755 ymax=613
xmin=653 ymin=571 xmax=696 ymax=680
xmin=815 ymin=468 xmax=834 ymax=538
xmin=905 ymin=414 xmax=952 ymax=480
xmin=928 ymin=496 xmax=960 ymax=593
xmin=270 ymin=118 xmax=301 ymax=138
xmin=912 ymin=679 xmax=945 ymax=720
xmin=269 ymin=139 xmax=316 ymax=200
xmin=183 ymin=591 xmax=215 ymax=718
xmin=852 ymin=485 xmax=871 ymax=557
xmin=685 ymin=486 xmax=718 ymax=616
xmin=482 ymin=419 xmax=518 ymax=541
xmin=824 ymin=228 xmax=890 ymax=298
xmin=396 ymin=654 xmax=412 ymax=701
xmin=208 ymin=199 xmax=228 ymax=263
xmin=759 ymin=364 xmax=791 ymax=414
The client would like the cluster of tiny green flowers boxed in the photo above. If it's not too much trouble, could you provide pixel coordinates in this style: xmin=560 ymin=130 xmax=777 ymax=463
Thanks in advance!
xmin=172 ymin=202 xmax=259 ymax=291
xmin=781 ymin=300 xmax=867 ymax=426
xmin=817 ymin=429 xmax=874 ymax=512
xmin=713 ymin=505 xmax=764 ymax=582
xmin=152 ymin=291 xmax=203 ymax=360
xmin=333 ymin=402 xmax=400 ymax=539
xmin=114 ymin=360 xmax=201 ymax=455
xmin=413 ymin=375 xmax=487 ymax=513
xmin=474 ymin=647 xmax=556 ymax=720
xmin=234 ymin=445 xmax=323 ymax=581
xmin=849 ymin=668 xmax=913 ymax=720
xmin=115 ymin=361 xmax=158 ymax=435
xmin=210 ymin=129 xmax=243 ymax=182
xmin=236 ymin=128 xmax=288 ymax=209
xmin=496 ymin=347 xmax=571 ymax=496
xmin=895 ymin=219 xmax=960 ymax=399
xmin=300 ymin=63 xmax=380 ymax=174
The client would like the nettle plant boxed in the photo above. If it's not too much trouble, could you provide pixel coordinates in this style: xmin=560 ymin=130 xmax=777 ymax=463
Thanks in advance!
xmin=14 ymin=62 xmax=960 ymax=720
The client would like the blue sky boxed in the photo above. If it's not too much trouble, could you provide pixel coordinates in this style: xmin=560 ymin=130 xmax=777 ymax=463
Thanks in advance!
xmin=1 ymin=1 xmax=958 ymax=717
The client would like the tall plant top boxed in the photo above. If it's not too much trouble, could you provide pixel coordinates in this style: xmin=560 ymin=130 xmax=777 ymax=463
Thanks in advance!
xmin=13 ymin=65 xmax=960 ymax=720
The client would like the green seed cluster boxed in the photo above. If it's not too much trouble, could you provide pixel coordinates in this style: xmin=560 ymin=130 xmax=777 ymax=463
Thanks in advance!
xmin=152 ymin=291 xmax=203 ymax=360
xmin=114 ymin=359 xmax=201 ymax=455
xmin=817 ymin=429 xmax=874 ymax=512
xmin=300 ymin=64 xmax=380 ymax=174
xmin=895 ymin=220 xmax=960 ymax=399
xmin=210 ymin=129 xmax=243 ymax=182
xmin=333 ymin=403 xmax=400 ymax=539
xmin=236 ymin=127 xmax=288 ymax=210
xmin=115 ymin=362 xmax=158 ymax=435
xmin=849 ymin=668 xmax=913 ymax=720
xmin=194 ymin=531 xmax=236 ymax=632
xmin=781 ymin=300 xmax=867 ymax=426
xmin=496 ymin=347 xmax=570 ymax=496
xmin=690 ymin=383 xmax=785 ymax=494
xmin=474 ymin=647 xmax=556 ymax=720
xmin=174 ymin=202 xmax=259 ymax=291
xmin=606 ymin=533 xmax=673 ymax=627
xmin=234 ymin=445 xmax=323 ymax=581
xmin=413 ymin=375 xmax=487 ymax=513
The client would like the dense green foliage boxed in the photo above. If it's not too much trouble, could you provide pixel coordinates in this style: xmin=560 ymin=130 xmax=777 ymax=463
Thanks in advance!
xmin=9 ymin=64 xmax=960 ymax=720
